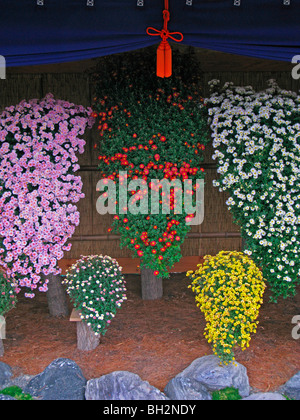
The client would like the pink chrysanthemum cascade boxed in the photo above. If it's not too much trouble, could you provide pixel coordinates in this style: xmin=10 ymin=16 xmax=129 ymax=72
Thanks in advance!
xmin=0 ymin=94 xmax=94 ymax=297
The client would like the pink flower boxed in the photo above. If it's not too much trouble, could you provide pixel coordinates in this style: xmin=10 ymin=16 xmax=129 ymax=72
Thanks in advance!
xmin=0 ymin=94 xmax=94 ymax=296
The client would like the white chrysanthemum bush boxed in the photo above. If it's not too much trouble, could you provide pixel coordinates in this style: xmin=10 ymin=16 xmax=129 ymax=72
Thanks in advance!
xmin=63 ymin=255 xmax=127 ymax=336
xmin=206 ymin=79 xmax=300 ymax=300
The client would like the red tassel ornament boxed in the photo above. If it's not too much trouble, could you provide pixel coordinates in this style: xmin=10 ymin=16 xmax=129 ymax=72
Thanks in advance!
xmin=147 ymin=0 xmax=183 ymax=78
xmin=157 ymin=39 xmax=172 ymax=78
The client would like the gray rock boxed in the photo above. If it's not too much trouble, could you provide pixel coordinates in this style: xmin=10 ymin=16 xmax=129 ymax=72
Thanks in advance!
xmin=5 ymin=374 xmax=34 ymax=390
xmin=0 ymin=362 xmax=12 ymax=387
xmin=172 ymin=355 xmax=250 ymax=398
xmin=0 ymin=394 xmax=16 ymax=400
xmin=242 ymin=392 xmax=286 ymax=400
xmin=164 ymin=376 xmax=212 ymax=400
xmin=24 ymin=358 xmax=87 ymax=400
xmin=279 ymin=371 xmax=300 ymax=400
xmin=85 ymin=371 xmax=168 ymax=400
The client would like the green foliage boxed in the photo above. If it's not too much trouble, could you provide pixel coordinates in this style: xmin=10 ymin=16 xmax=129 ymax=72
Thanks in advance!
xmin=283 ymin=395 xmax=294 ymax=400
xmin=0 ymin=386 xmax=33 ymax=400
xmin=212 ymin=387 xmax=242 ymax=400
xmin=92 ymin=48 xmax=208 ymax=277
xmin=63 ymin=255 xmax=127 ymax=336
xmin=0 ymin=271 xmax=17 ymax=316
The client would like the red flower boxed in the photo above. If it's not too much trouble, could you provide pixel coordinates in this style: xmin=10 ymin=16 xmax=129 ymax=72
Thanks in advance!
xmin=154 ymin=154 xmax=160 ymax=161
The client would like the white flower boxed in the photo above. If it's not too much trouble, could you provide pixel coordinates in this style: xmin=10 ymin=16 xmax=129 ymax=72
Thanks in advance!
xmin=207 ymin=79 xmax=300 ymax=296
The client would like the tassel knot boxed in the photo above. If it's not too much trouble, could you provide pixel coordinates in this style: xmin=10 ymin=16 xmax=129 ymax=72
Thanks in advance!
xmin=146 ymin=0 xmax=183 ymax=78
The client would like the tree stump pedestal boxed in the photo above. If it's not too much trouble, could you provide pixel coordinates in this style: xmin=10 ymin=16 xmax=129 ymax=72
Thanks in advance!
xmin=46 ymin=273 xmax=69 ymax=318
xmin=0 ymin=339 xmax=3 ymax=357
xmin=141 ymin=269 xmax=163 ymax=300
xmin=70 ymin=309 xmax=100 ymax=351
xmin=0 ymin=316 xmax=5 ymax=357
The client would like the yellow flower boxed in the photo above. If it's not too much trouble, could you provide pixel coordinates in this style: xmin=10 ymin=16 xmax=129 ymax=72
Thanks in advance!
xmin=187 ymin=251 xmax=266 ymax=364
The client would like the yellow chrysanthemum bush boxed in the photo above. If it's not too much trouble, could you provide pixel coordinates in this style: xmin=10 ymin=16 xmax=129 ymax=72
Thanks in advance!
xmin=188 ymin=251 xmax=266 ymax=364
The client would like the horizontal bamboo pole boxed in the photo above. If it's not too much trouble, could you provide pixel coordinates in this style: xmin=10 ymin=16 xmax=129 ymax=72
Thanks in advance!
xmin=78 ymin=163 xmax=217 ymax=172
xmin=187 ymin=232 xmax=241 ymax=239
xmin=71 ymin=232 xmax=241 ymax=242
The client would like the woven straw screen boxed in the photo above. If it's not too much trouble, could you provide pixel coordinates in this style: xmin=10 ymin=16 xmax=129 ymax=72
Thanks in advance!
xmin=0 ymin=70 xmax=298 ymax=258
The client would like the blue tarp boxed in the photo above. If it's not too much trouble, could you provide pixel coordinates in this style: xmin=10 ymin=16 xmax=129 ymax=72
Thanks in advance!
xmin=0 ymin=0 xmax=299 ymax=67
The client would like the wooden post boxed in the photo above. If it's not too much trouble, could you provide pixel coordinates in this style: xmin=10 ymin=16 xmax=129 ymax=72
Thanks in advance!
xmin=0 ymin=316 xmax=5 ymax=357
xmin=141 ymin=268 xmax=163 ymax=300
xmin=241 ymin=237 xmax=248 ymax=251
xmin=70 ymin=309 xmax=100 ymax=351
xmin=46 ymin=273 xmax=69 ymax=318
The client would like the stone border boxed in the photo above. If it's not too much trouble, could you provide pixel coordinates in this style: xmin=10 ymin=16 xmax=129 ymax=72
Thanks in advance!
xmin=0 ymin=356 xmax=298 ymax=400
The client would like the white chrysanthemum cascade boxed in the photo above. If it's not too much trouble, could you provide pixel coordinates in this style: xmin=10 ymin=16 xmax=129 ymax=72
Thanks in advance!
xmin=206 ymin=80 xmax=300 ymax=300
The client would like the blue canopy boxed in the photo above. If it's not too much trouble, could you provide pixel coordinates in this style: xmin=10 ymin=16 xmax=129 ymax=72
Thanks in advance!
xmin=0 ymin=0 xmax=299 ymax=67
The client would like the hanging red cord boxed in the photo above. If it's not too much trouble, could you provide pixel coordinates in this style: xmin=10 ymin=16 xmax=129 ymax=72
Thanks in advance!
xmin=146 ymin=0 xmax=183 ymax=78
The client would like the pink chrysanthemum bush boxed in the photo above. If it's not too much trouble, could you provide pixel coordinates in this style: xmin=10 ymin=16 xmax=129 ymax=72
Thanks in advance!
xmin=0 ymin=94 xmax=94 ymax=298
